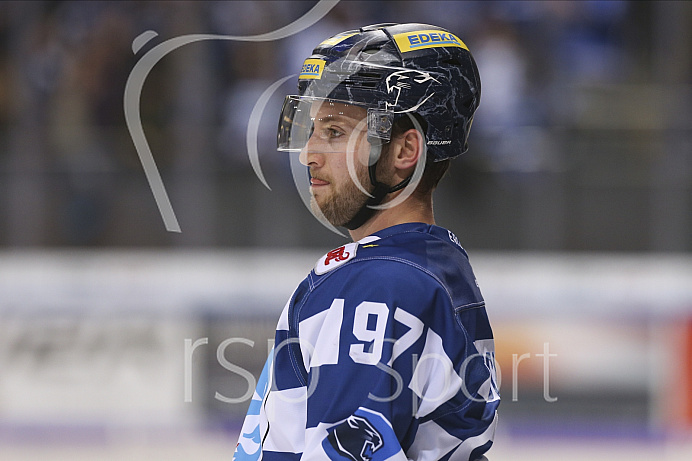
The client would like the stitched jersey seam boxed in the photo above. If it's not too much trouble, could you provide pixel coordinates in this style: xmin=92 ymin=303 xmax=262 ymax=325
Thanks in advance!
xmin=310 ymin=255 xmax=455 ymax=307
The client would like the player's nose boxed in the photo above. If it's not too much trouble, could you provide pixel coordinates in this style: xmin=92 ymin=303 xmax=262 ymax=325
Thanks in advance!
xmin=299 ymin=135 xmax=324 ymax=167
xmin=298 ymin=146 xmax=308 ymax=166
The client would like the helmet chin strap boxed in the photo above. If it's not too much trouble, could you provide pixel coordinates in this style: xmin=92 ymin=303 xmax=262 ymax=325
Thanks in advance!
xmin=343 ymin=144 xmax=412 ymax=231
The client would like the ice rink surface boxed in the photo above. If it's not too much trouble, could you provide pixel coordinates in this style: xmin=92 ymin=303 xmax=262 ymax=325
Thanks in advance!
xmin=1 ymin=429 xmax=692 ymax=461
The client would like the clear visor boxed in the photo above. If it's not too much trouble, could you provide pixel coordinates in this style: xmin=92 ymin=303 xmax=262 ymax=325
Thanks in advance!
xmin=277 ymin=95 xmax=394 ymax=152
xmin=277 ymin=95 xmax=314 ymax=152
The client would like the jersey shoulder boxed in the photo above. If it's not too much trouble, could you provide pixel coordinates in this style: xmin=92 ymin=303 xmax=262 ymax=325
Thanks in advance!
xmin=310 ymin=224 xmax=484 ymax=309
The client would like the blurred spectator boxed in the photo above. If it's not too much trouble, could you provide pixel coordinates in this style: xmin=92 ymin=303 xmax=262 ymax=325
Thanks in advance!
xmin=0 ymin=0 xmax=688 ymax=251
xmin=543 ymin=1 xmax=630 ymax=84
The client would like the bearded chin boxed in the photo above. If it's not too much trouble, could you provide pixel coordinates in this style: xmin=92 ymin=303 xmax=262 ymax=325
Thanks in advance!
xmin=310 ymin=187 xmax=370 ymax=228
xmin=309 ymin=157 xmax=378 ymax=228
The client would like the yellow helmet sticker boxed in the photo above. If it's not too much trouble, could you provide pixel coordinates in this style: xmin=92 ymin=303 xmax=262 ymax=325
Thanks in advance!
xmin=299 ymin=58 xmax=326 ymax=80
xmin=319 ymin=32 xmax=358 ymax=47
xmin=393 ymin=30 xmax=468 ymax=53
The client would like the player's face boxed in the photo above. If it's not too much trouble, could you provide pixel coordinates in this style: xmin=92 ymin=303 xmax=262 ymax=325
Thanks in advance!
xmin=299 ymin=101 xmax=373 ymax=227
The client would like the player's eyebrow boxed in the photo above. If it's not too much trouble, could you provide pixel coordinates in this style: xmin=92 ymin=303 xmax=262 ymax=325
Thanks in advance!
xmin=313 ymin=114 xmax=358 ymax=122
xmin=311 ymin=103 xmax=366 ymax=122
xmin=312 ymin=114 xmax=365 ymax=131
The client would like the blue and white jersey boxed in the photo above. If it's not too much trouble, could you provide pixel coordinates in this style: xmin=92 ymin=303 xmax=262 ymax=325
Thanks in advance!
xmin=235 ymin=223 xmax=500 ymax=461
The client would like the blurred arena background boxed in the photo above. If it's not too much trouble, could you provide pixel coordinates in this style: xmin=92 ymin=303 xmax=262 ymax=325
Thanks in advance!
xmin=0 ymin=1 xmax=691 ymax=459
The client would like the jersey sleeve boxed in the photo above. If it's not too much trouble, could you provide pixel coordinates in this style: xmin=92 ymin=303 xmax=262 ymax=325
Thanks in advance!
xmin=294 ymin=259 xmax=499 ymax=461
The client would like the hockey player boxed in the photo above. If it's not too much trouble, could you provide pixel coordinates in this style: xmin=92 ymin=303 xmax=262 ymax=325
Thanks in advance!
xmin=234 ymin=23 xmax=500 ymax=461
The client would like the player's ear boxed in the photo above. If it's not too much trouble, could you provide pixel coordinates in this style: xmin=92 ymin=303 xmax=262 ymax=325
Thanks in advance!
xmin=392 ymin=128 xmax=424 ymax=171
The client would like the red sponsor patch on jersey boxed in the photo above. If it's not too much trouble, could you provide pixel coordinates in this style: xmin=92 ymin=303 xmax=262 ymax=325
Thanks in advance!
xmin=315 ymin=242 xmax=358 ymax=275
xmin=314 ymin=237 xmax=381 ymax=276
xmin=324 ymin=246 xmax=351 ymax=266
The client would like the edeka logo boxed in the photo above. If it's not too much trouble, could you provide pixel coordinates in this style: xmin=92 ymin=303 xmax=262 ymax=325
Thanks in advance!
xmin=393 ymin=30 xmax=468 ymax=53
xmin=299 ymin=58 xmax=325 ymax=80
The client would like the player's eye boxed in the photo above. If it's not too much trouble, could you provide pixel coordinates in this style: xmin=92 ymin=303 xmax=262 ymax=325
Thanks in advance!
xmin=316 ymin=126 xmax=344 ymax=140
xmin=327 ymin=127 xmax=344 ymax=138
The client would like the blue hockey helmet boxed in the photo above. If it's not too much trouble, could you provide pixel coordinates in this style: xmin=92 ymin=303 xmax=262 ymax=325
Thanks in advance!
xmin=277 ymin=23 xmax=481 ymax=161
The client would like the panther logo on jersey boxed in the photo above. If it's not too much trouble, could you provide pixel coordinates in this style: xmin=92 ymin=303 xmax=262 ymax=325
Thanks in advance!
xmin=326 ymin=415 xmax=384 ymax=461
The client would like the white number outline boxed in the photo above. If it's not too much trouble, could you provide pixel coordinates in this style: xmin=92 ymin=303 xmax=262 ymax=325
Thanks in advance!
xmin=349 ymin=301 xmax=389 ymax=365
